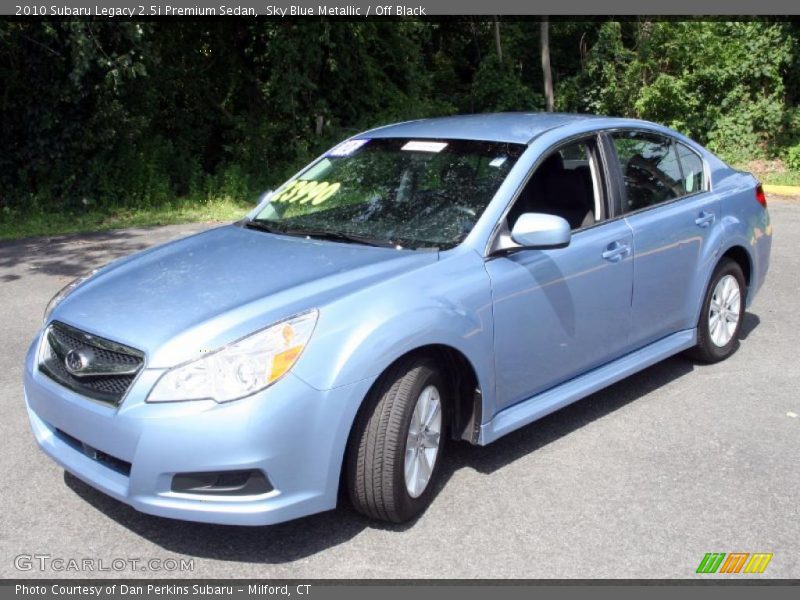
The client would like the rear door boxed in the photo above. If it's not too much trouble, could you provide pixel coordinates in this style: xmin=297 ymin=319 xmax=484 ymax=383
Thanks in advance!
xmin=607 ymin=131 xmax=720 ymax=348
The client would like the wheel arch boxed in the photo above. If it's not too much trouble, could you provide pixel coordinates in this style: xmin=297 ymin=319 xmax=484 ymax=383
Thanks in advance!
xmin=720 ymin=244 xmax=752 ymax=288
xmin=350 ymin=343 xmax=484 ymax=446
xmin=692 ymin=242 xmax=754 ymax=327
xmin=336 ymin=342 xmax=484 ymax=505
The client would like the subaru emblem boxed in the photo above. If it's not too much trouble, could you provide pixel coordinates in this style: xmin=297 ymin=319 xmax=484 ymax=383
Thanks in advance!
xmin=64 ymin=349 xmax=90 ymax=375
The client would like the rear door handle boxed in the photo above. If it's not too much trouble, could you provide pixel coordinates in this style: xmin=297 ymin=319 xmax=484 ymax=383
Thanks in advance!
xmin=695 ymin=210 xmax=715 ymax=228
xmin=602 ymin=240 xmax=630 ymax=262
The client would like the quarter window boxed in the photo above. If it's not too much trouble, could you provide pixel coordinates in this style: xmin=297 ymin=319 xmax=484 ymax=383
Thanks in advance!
xmin=675 ymin=143 xmax=706 ymax=195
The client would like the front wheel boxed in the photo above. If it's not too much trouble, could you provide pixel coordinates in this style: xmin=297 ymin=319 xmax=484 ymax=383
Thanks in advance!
xmin=345 ymin=357 xmax=446 ymax=523
xmin=688 ymin=258 xmax=746 ymax=363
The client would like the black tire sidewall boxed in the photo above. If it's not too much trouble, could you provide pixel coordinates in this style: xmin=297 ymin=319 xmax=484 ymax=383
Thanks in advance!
xmin=697 ymin=260 xmax=746 ymax=362
xmin=391 ymin=363 xmax=448 ymax=522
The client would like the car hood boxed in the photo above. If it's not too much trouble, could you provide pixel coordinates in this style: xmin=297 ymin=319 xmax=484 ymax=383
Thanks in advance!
xmin=52 ymin=224 xmax=438 ymax=367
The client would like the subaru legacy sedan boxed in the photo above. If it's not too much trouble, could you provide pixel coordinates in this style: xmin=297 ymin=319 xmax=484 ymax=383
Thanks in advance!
xmin=24 ymin=113 xmax=772 ymax=525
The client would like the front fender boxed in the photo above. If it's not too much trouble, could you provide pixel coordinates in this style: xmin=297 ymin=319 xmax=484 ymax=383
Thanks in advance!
xmin=291 ymin=249 xmax=496 ymax=412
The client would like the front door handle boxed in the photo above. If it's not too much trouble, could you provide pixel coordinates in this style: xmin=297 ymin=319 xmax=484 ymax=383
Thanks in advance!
xmin=695 ymin=210 xmax=715 ymax=228
xmin=602 ymin=240 xmax=630 ymax=262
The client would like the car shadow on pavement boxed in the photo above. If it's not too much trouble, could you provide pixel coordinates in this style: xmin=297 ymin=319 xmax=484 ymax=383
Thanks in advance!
xmin=0 ymin=224 xmax=211 ymax=279
xmin=0 ymin=230 xmax=146 ymax=277
xmin=64 ymin=471 xmax=375 ymax=563
xmin=438 ymin=355 xmax=695 ymax=480
xmin=738 ymin=312 xmax=760 ymax=340
xmin=63 ymin=314 xmax=760 ymax=565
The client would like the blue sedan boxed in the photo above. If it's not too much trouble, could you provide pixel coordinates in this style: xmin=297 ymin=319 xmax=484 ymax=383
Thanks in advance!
xmin=24 ymin=113 xmax=772 ymax=525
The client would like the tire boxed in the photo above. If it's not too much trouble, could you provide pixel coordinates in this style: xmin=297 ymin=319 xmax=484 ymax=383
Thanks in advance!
xmin=688 ymin=258 xmax=746 ymax=363
xmin=346 ymin=357 xmax=447 ymax=523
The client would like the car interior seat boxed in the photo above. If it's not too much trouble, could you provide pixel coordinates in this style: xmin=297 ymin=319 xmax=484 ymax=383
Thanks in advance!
xmin=624 ymin=153 xmax=681 ymax=210
xmin=508 ymin=152 xmax=596 ymax=230
xmin=543 ymin=165 xmax=595 ymax=229
xmin=506 ymin=153 xmax=563 ymax=227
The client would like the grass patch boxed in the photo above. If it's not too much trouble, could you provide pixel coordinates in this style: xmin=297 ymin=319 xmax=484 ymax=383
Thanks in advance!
xmin=737 ymin=159 xmax=800 ymax=187
xmin=756 ymin=171 xmax=800 ymax=186
xmin=0 ymin=197 xmax=252 ymax=241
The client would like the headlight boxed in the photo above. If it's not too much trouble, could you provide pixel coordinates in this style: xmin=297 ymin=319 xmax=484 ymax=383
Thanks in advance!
xmin=147 ymin=310 xmax=318 ymax=403
xmin=43 ymin=269 xmax=99 ymax=324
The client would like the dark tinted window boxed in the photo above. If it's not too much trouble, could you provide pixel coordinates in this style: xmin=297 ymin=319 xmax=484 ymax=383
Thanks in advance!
xmin=612 ymin=132 xmax=685 ymax=212
xmin=507 ymin=139 xmax=599 ymax=231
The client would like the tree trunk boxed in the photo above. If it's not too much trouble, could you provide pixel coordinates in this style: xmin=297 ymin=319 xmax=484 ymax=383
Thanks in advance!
xmin=494 ymin=17 xmax=502 ymax=63
xmin=541 ymin=17 xmax=554 ymax=112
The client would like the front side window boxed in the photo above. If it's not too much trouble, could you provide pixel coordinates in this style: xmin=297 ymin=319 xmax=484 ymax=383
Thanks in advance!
xmin=611 ymin=131 xmax=706 ymax=213
xmin=507 ymin=139 xmax=601 ymax=231
xmin=253 ymin=138 xmax=525 ymax=249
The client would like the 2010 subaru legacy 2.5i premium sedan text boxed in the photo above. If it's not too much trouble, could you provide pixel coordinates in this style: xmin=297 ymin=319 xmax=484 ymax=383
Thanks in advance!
xmin=24 ymin=113 xmax=772 ymax=525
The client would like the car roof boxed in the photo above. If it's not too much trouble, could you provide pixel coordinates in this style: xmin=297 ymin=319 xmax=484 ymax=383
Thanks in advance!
xmin=356 ymin=112 xmax=615 ymax=145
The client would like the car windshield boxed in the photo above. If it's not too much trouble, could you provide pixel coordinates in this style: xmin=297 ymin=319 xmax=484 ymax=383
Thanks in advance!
xmin=252 ymin=138 xmax=525 ymax=249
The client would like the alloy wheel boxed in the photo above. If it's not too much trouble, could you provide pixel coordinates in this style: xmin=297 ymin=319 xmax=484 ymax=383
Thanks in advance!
xmin=404 ymin=384 xmax=442 ymax=498
xmin=709 ymin=274 xmax=741 ymax=347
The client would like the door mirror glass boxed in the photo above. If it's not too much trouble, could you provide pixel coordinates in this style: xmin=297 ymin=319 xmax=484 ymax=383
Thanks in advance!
xmin=510 ymin=213 xmax=571 ymax=249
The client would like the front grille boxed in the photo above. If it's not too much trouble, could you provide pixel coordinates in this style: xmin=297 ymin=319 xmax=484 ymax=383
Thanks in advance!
xmin=39 ymin=321 xmax=144 ymax=405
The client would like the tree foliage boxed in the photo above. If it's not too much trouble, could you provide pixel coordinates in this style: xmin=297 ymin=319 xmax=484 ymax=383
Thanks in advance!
xmin=1 ymin=18 xmax=798 ymax=215
xmin=560 ymin=21 xmax=795 ymax=164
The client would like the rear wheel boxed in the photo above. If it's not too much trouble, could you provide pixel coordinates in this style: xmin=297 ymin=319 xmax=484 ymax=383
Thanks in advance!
xmin=346 ymin=357 xmax=446 ymax=523
xmin=688 ymin=258 xmax=746 ymax=363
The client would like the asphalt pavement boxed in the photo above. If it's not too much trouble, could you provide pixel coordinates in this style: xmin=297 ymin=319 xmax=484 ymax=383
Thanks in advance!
xmin=1 ymin=202 xmax=798 ymax=579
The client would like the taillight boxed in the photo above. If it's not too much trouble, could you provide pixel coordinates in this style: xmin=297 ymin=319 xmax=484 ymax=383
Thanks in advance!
xmin=756 ymin=184 xmax=767 ymax=208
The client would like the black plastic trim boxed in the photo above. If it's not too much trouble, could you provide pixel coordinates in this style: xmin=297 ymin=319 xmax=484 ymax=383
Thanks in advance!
xmin=171 ymin=470 xmax=273 ymax=496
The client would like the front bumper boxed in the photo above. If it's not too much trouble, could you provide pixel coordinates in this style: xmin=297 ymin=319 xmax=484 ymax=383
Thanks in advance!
xmin=23 ymin=334 xmax=373 ymax=526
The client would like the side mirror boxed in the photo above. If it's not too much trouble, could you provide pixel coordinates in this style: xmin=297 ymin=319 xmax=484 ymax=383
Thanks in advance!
xmin=510 ymin=213 xmax=571 ymax=249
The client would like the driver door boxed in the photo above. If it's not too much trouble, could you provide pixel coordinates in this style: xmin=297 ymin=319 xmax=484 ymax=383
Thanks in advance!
xmin=486 ymin=138 xmax=634 ymax=412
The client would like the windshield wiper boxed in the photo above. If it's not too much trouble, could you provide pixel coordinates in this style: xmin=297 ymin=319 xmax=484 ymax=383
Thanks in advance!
xmin=245 ymin=220 xmax=424 ymax=250
xmin=244 ymin=219 xmax=287 ymax=234
xmin=282 ymin=228 xmax=399 ymax=248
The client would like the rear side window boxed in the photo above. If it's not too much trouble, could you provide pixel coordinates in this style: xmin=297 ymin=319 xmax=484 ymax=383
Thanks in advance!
xmin=611 ymin=132 xmax=680 ymax=211
xmin=611 ymin=131 xmax=705 ymax=213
